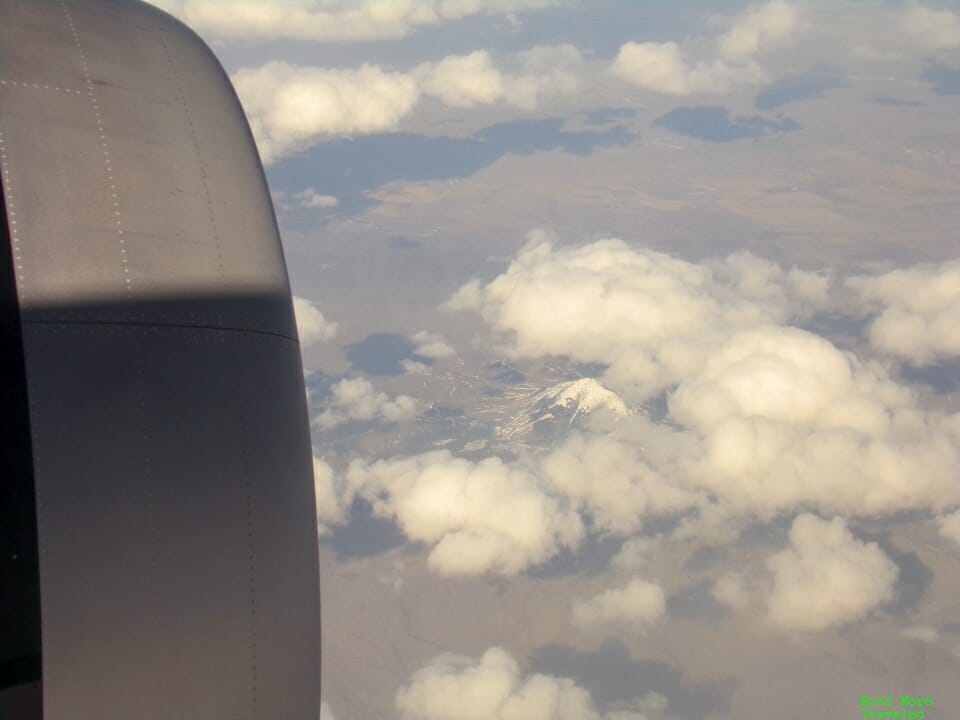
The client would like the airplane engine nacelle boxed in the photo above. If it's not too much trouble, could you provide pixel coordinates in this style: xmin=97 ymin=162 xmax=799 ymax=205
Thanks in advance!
xmin=0 ymin=1 xmax=321 ymax=718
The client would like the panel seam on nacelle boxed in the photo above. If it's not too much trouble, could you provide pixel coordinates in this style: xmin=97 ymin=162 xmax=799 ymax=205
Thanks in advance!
xmin=0 ymin=123 xmax=25 ymax=302
xmin=22 ymin=318 xmax=299 ymax=343
xmin=59 ymin=6 xmax=160 ymax=708
xmin=60 ymin=0 xmax=134 ymax=301
xmin=158 ymin=31 xmax=230 ymax=327
xmin=237 ymin=382 xmax=260 ymax=719
xmin=0 ymin=79 xmax=84 ymax=95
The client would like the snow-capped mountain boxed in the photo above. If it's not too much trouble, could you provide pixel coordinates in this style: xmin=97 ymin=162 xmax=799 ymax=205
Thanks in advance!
xmin=499 ymin=378 xmax=630 ymax=441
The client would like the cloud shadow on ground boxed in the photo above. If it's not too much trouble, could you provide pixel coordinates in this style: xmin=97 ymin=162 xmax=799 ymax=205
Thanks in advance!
xmin=655 ymin=106 xmax=800 ymax=142
xmin=267 ymin=117 xmax=636 ymax=221
xmin=327 ymin=497 xmax=407 ymax=561
xmin=532 ymin=639 xmax=737 ymax=719
xmin=922 ymin=62 xmax=960 ymax=95
xmin=345 ymin=332 xmax=425 ymax=376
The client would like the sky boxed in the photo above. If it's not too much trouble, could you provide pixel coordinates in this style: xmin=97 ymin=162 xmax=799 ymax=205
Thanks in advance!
xmin=146 ymin=2 xmax=960 ymax=719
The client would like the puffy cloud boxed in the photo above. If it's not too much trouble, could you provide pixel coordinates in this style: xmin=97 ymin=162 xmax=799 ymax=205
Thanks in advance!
xmin=411 ymin=330 xmax=457 ymax=359
xmin=348 ymin=450 xmax=584 ymax=576
xmin=150 ymin=0 xmax=573 ymax=43
xmin=452 ymin=234 xmax=960 ymax=524
xmin=233 ymin=62 xmax=420 ymax=163
xmin=849 ymin=260 xmax=960 ymax=365
xmin=572 ymin=578 xmax=666 ymax=631
xmin=396 ymin=648 xmax=595 ymax=720
xmin=903 ymin=4 xmax=960 ymax=51
xmin=670 ymin=326 xmax=960 ymax=518
xmin=340 ymin=423 xmax=703 ymax=576
xmin=292 ymin=295 xmax=338 ymax=345
xmin=765 ymin=514 xmax=898 ymax=631
xmin=308 ymin=233 xmax=955 ymax=579
xmin=717 ymin=0 xmax=800 ymax=61
xmin=339 ymin=421 xmax=698 ymax=576
xmin=396 ymin=647 xmax=660 ymax=720
xmin=670 ymin=327 xmax=910 ymax=436
xmin=448 ymin=232 xmax=828 ymax=403
xmin=234 ymin=47 xmax=581 ymax=162
xmin=314 ymin=378 xmax=418 ymax=429
xmin=939 ymin=510 xmax=960 ymax=546
xmin=412 ymin=45 xmax=582 ymax=110
xmin=611 ymin=41 xmax=764 ymax=95
xmin=539 ymin=433 xmax=702 ymax=535
xmin=713 ymin=515 xmax=902 ymax=631
xmin=415 ymin=51 xmax=506 ymax=108
xmin=610 ymin=1 xmax=798 ymax=95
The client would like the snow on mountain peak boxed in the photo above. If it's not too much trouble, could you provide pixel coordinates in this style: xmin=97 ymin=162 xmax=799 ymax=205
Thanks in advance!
xmin=534 ymin=378 xmax=629 ymax=417
xmin=499 ymin=378 xmax=630 ymax=440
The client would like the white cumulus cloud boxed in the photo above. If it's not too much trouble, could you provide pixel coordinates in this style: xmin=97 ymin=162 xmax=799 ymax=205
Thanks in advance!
xmin=610 ymin=1 xmax=798 ymax=95
xmin=849 ymin=259 xmax=960 ymax=365
xmin=335 ymin=420 xmax=706 ymax=575
xmin=611 ymin=41 xmax=764 ymax=95
xmin=415 ymin=50 xmax=506 ymax=108
xmin=396 ymin=647 xmax=661 ymax=720
xmin=234 ymin=47 xmax=581 ymax=163
xmin=670 ymin=325 xmax=960 ymax=518
xmin=415 ymin=44 xmax=582 ymax=112
xmin=451 ymin=233 xmax=960 ymax=526
xmin=348 ymin=450 xmax=584 ymax=576
xmin=572 ymin=578 xmax=666 ymax=631
xmin=540 ymin=433 xmax=702 ymax=536
xmin=233 ymin=62 xmax=421 ymax=164
xmin=447 ymin=232 xmax=828 ymax=403
xmin=314 ymin=378 xmax=418 ymax=429
xmin=717 ymin=0 xmax=800 ymax=61
xmin=411 ymin=330 xmax=457 ymax=359
xmin=396 ymin=647 xmax=595 ymax=720
xmin=765 ymin=514 xmax=898 ymax=631
xmin=292 ymin=295 xmax=338 ymax=345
